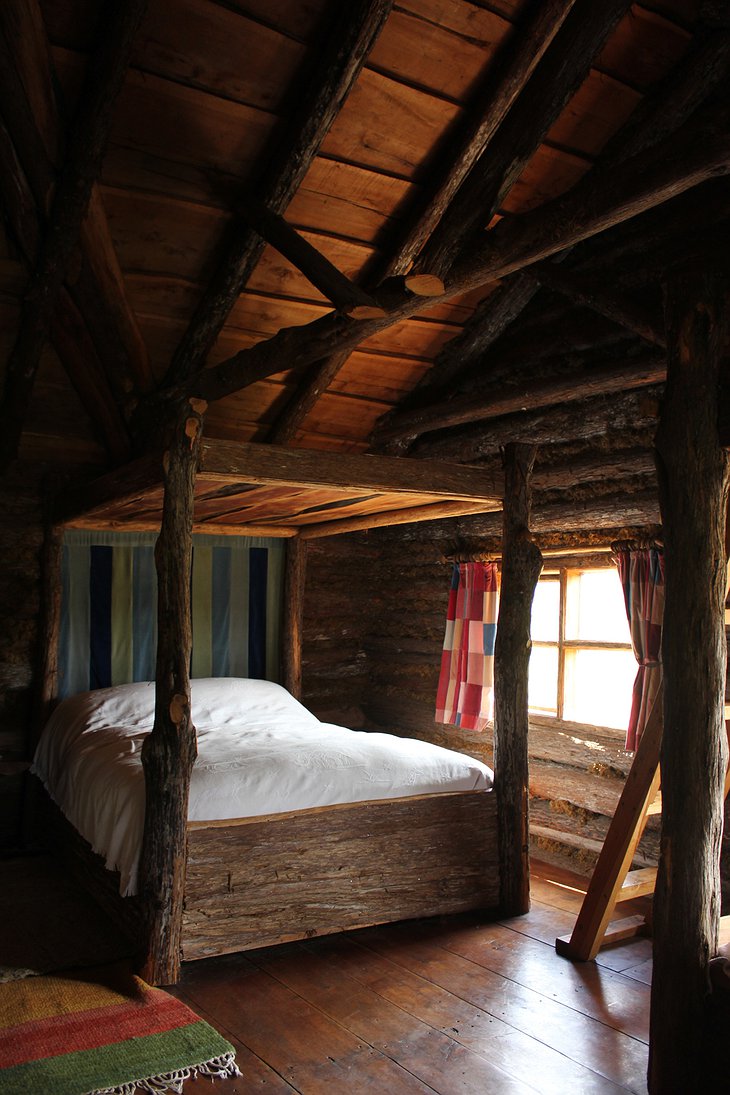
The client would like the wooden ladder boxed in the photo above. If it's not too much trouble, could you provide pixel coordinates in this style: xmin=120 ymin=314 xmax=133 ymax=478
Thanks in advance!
xmin=556 ymin=693 xmax=730 ymax=961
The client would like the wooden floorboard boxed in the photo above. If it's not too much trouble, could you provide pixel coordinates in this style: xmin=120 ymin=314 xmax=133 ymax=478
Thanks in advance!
xmin=170 ymin=860 xmax=652 ymax=1094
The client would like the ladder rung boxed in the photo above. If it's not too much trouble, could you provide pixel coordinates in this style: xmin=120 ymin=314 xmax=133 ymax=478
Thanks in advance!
xmin=601 ymin=914 xmax=652 ymax=947
xmin=646 ymin=792 xmax=662 ymax=816
xmin=619 ymin=866 xmax=657 ymax=900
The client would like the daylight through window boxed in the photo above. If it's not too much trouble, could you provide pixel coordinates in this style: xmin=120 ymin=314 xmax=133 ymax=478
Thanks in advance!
xmin=529 ymin=566 xmax=636 ymax=731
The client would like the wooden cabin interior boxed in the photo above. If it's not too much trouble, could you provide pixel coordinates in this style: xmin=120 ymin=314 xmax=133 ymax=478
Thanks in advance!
xmin=0 ymin=0 xmax=729 ymax=1091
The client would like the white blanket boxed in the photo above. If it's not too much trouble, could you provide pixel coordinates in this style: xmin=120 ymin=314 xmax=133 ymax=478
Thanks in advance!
xmin=32 ymin=678 xmax=493 ymax=896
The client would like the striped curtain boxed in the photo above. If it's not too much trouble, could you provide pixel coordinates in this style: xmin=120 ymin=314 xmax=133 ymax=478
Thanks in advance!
xmin=59 ymin=531 xmax=284 ymax=698
xmin=435 ymin=562 xmax=499 ymax=731
xmin=613 ymin=543 xmax=665 ymax=751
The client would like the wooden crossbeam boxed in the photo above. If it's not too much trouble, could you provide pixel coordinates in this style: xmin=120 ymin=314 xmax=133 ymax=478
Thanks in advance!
xmin=413 ymin=0 xmax=631 ymax=283
xmin=0 ymin=2 xmax=151 ymax=397
xmin=146 ymin=93 xmax=729 ymax=419
xmin=372 ymin=353 xmax=666 ymax=447
xmin=0 ymin=0 xmax=148 ymax=470
xmin=159 ymin=0 xmax=393 ymax=391
xmin=244 ymin=203 xmax=385 ymax=319
xmin=256 ymin=0 xmax=576 ymax=443
xmin=400 ymin=21 xmax=730 ymax=409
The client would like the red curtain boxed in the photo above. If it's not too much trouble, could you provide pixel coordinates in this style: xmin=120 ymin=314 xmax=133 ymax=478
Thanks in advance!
xmin=435 ymin=562 xmax=499 ymax=731
xmin=614 ymin=544 xmax=664 ymax=751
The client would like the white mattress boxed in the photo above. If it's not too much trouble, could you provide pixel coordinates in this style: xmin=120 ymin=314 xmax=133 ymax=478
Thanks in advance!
xmin=32 ymin=677 xmax=493 ymax=896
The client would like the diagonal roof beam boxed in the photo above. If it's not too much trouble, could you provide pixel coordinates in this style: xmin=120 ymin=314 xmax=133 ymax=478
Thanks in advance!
xmin=267 ymin=0 xmax=579 ymax=445
xmin=411 ymin=0 xmax=631 ymax=286
xmin=401 ymin=14 xmax=730 ymax=409
xmin=141 ymin=92 xmax=730 ymax=422
xmin=0 ymin=0 xmax=151 ymax=397
xmin=158 ymin=0 xmax=393 ymax=392
xmin=0 ymin=0 xmax=148 ymax=470
xmin=0 ymin=114 xmax=130 ymax=461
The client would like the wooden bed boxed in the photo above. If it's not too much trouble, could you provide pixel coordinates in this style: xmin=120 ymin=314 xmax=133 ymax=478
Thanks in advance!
xmin=36 ymin=436 xmax=507 ymax=982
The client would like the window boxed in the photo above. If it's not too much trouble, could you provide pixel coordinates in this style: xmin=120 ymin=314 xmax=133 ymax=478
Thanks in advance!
xmin=529 ymin=566 xmax=636 ymax=731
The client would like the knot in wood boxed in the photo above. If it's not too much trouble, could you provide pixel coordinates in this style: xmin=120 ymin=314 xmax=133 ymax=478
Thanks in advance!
xmin=169 ymin=692 xmax=189 ymax=726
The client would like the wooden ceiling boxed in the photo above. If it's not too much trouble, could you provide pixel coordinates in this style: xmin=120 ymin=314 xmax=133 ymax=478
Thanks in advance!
xmin=0 ymin=0 xmax=728 ymax=506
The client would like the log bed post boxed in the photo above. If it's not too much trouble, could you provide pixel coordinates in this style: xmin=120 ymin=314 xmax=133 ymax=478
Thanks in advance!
xmin=494 ymin=442 xmax=543 ymax=916
xmin=33 ymin=521 xmax=63 ymax=750
xmin=139 ymin=397 xmax=206 ymax=986
xmin=651 ymin=267 xmax=729 ymax=1091
xmin=282 ymin=537 xmax=307 ymax=700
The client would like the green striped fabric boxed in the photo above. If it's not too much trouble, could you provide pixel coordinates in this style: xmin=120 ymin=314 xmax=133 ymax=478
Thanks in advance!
xmin=59 ymin=530 xmax=284 ymax=697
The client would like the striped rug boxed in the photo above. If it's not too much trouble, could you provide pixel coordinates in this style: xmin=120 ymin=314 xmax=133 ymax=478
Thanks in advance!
xmin=0 ymin=964 xmax=239 ymax=1094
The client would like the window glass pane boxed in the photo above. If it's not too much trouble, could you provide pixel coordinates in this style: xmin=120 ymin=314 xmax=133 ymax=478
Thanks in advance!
xmin=531 ymin=579 xmax=560 ymax=642
xmin=565 ymin=569 xmax=631 ymax=643
xmin=528 ymin=644 xmax=559 ymax=715
xmin=563 ymin=648 xmax=637 ymax=730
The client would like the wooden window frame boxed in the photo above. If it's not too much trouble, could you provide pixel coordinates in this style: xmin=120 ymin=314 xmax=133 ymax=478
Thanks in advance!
xmin=530 ymin=565 xmax=633 ymax=722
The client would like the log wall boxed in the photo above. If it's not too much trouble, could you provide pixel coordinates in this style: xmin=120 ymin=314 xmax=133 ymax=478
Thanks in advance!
xmin=0 ymin=464 xmax=44 ymax=850
xmin=302 ymin=520 xmax=672 ymax=881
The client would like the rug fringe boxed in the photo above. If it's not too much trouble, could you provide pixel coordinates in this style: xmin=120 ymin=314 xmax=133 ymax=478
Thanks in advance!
xmin=89 ymin=1051 xmax=241 ymax=1094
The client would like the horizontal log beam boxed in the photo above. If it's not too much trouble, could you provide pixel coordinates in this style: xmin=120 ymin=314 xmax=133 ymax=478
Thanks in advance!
xmin=244 ymin=202 xmax=385 ymax=318
xmin=413 ymin=387 xmax=660 ymax=462
xmin=373 ymin=353 xmax=666 ymax=446
xmin=526 ymin=263 xmax=666 ymax=347
xmin=197 ymin=440 xmax=501 ymax=501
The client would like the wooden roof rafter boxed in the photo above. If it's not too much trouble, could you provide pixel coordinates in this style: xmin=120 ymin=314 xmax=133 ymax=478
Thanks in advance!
xmin=158 ymin=0 xmax=394 ymax=392
xmin=136 ymin=86 xmax=730 ymax=432
xmin=390 ymin=10 xmax=730 ymax=419
xmin=265 ymin=0 xmax=582 ymax=443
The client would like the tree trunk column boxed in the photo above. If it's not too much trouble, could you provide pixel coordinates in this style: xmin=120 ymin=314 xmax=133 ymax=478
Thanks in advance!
xmin=494 ymin=442 xmax=543 ymax=916
xmin=651 ymin=268 xmax=730 ymax=1092
xmin=282 ymin=537 xmax=307 ymax=699
xmin=139 ymin=397 xmax=206 ymax=986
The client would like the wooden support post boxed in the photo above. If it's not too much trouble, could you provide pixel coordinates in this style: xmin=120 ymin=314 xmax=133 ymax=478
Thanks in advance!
xmin=139 ymin=397 xmax=206 ymax=986
xmin=651 ymin=267 xmax=730 ymax=1092
xmin=32 ymin=522 xmax=63 ymax=750
xmin=282 ymin=537 xmax=307 ymax=700
xmin=494 ymin=443 xmax=543 ymax=916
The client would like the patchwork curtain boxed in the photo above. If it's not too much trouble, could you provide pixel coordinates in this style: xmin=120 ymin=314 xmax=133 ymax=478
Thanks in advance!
xmin=59 ymin=531 xmax=284 ymax=697
xmin=435 ymin=561 xmax=499 ymax=731
xmin=613 ymin=543 xmax=665 ymax=751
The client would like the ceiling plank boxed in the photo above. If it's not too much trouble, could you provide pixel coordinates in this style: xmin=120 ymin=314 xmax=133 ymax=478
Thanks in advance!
xmin=400 ymin=16 xmax=730 ymax=407
xmin=0 ymin=0 xmax=148 ymax=470
xmin=159 ymin=0 xmax=394 ymax=391
xmin=413 ymin=0 xmax=632 ymax=283
xmin=382 ymin=0 xmax=580 ymax=281
xmin=144 ymin=92 xmax=729 ymax=418
xmin=298 ymin=500 xmax=502 ymax=539
xmin=243 ymin=203 xmax=385 ymax=319
xmin=0 ymin=0 xmax=151 ymax=395
xmin=265 ymin=0 xmax=578 ymax=444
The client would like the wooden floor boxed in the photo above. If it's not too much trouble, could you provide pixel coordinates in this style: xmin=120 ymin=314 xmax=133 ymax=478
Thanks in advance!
xmin=172 ymin=861 xmax=655 ymax=1094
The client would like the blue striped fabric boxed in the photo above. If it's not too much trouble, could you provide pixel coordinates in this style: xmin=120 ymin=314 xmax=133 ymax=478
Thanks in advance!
xmin=59 ymin=531 xmax=285 ymax=698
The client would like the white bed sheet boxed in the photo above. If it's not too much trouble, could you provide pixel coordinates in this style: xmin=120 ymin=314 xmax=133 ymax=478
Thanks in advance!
xmin=32 ymin=677 xmax=493 ymax=896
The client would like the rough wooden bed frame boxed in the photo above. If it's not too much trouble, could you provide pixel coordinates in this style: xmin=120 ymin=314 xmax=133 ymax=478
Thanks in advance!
xmin=38 ymin=782 xmax=499 ymax=961
xmin=36 ymin=436 xmax=511 ymax=983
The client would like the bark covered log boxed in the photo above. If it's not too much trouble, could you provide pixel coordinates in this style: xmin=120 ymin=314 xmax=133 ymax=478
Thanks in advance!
xmin=494 ymin=443 xmax=543 ymax=915
xmin=139 ymin=397 xmax=206 ymax=985
xmin=650 ymin=266 xmax=730 ymax=1092
xmin=282 ymin=538 xmax=307 ymax=699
